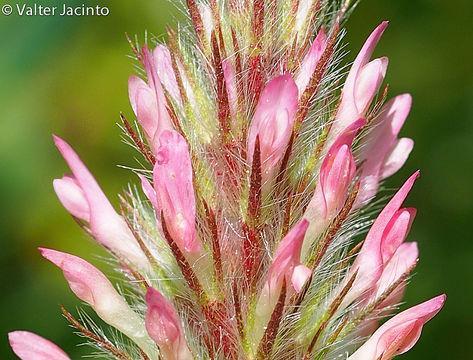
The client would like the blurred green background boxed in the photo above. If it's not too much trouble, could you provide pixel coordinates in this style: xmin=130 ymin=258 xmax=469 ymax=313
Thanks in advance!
xmin=0 ymin=0 xmax=471 ymax=358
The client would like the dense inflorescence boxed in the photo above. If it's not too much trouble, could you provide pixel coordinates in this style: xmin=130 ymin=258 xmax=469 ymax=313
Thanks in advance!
xmin=9 ymin=1 xmax=445 ymax=359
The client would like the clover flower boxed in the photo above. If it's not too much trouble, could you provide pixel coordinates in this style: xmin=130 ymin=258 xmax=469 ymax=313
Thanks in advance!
xmin=9 ymin=1 xmax=444 ymax=359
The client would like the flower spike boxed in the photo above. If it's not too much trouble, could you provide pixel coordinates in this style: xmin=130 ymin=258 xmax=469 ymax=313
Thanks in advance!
xmin=15 ymin=3 xmax=445 ymax=359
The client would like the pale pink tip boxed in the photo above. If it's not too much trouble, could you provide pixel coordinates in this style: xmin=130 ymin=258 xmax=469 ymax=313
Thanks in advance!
xmin=153 ymin=45 xmax=182 ymax=105
xmin=296 ymin=28 xmax=328 ymax=95
xmin=9 ymin=331 xmax=70 ymax=360
xmin=39 ymin=247 xmax=104 ymax=305
xmin=53 ymin=176 xmax=90 ymax=222
xmin=349 ymin=295 xmax=445 ymax=360
xmin=331 ymin=22 xmax=389 ymax=140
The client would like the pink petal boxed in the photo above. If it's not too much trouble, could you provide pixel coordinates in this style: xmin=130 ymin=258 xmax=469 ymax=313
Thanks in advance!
xmin=268 ymin=220 xmax=310 ymax=293
xmin=153 ymin=45 xmax=182 ymax=106
xmin=291 ymin=264 xmax=312 ymax=293
xmin=139 ymin=175 xmax=158 ymax=210
xmin=141 ymin=46 xmax=174 ymax=149
xmin=381 ymin=137 xmax=414 ymax=179
xmin=372 ymin=242 xmax=419 ymax=304
xmin=40 ymin=248 xmax=117 ymax=307
xmin=145 ymin=288 xmax=192 ymax=359
xmin=53 ymin=175 xmax=90 ymax=221
xmin=154 ymin=130 xmax=200 ymax=254
xmin=9 ymin=331 xmax=70 ymax=360
xmin=380 ymin=207 xmax=417 ymax=263
xmin=128 ymin=75 xmax=160 ymax=140
xmin=296 ymin=29 xmax=328 ymax=95
xmin=349 ymin=295 xmax=446 ymax=360
xmin=53 ymin=136 xmax=150 ymax=271
xmin=304 ymin=119 xmax=365 ymax=236
xmin=353 ymin=57 xmax=388 ymax=114
xmin=247 ymin=74 xmax=299 ymax=180
xmin=357 ymin=94 xmax=413 ymax=204
xmin=145 ymin=288 xmax=181 ymax=343
xmin=254 ymin=220 xmax=310 ymax=346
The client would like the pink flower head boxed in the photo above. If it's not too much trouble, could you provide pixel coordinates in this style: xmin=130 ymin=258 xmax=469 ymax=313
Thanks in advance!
xmin=330 ymin=22 xmax=389 ymax=141
xmin=266 ymin=220 xmax=311 ymax=297
xmin=153 ymin=130 xmax=200 ymax=254
xmin=128 ymin=46 xmax=173 ymax=151
xmin=153 ymin=45 xmax=182 ymax=106
xmin=53 ymin=136 xmax=150 ymax=272
xmin=296 ymin=28 xmax=328 ymax=96
xmin=145 ymin=287 xmax=193 ymax=360
xmin=247 ymin=74 xmax=299 ymax=182
xmin=9 ymin=331 xmax=70 ymax=360
xmin=40 ymin=248 xmax=155 ymax=355
xmin=348 ymin=295 xmax=446 ymax=360
xmin=346 ymin=171 xmax=419 ymax=304
xmin=357 ymin=94 xmax=414 ymax=204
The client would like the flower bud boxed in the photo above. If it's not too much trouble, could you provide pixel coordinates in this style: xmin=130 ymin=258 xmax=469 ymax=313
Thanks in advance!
xmin=145 ymin=287 xmax=193 ymax=360
xmin=153 ymin=130 xmax=200 ymax=254
xmin=302 ymin=119 xmax=365 ymax=258
xmin=329 ymin=21 xmax=389 ymax=143
xmin=344 ymin=172 xmax=419 ymax=305
xmin=9 ymin=331 xmax=70 ymax=360
xmin=247 ymin=74 xmax=298 ymax=182
xmin=348 ymin=295 xmax=446 ymax=360
xmin=252 ymin=220 xmax=311 ymax=349
xmin=53 ymin=136 xmax=150 ymax=272
xmin=129 ymin=46 xmax=173 ymax=151
xmin=40 ymin=248 xmax=156 ymax=357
